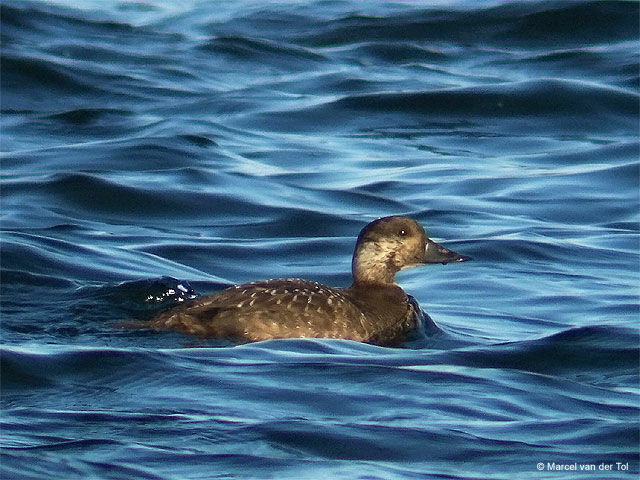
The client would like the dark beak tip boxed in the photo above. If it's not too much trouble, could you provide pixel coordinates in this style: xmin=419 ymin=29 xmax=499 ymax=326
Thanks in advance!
xmin=425 ymin=241 xmax=471 ymax=265
xmin=441 ymin=255 xmax=472 ymax=265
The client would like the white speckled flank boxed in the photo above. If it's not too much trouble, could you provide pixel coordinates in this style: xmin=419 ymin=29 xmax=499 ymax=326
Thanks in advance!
xmin=146 ymin=216 xmax=470 ymax=345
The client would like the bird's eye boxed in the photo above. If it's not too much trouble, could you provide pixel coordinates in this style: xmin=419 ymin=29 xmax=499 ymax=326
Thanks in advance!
xmin=398 ymin=229 xmax=406 ymax=237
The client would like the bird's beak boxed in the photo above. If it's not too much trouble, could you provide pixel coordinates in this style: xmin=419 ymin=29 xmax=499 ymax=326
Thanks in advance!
xmin=424 ymin=239 xmax=471 ymax=264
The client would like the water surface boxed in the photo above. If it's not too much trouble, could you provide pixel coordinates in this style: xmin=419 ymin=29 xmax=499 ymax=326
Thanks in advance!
xmin=1 ymin=1 xmax=639 ymax=479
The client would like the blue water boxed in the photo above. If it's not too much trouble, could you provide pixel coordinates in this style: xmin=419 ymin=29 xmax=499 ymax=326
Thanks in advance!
xmin=1 ymin=0 xmax=639 ymax=478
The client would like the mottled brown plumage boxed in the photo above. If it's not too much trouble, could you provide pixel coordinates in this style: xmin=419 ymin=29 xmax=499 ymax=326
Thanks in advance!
xmin=145 ymin=216 xmax=470 ymax=346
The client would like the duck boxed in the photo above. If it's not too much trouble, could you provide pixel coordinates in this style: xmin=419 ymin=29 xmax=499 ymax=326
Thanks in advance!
xmin=144 ymin=215 xmax=470 ymax=346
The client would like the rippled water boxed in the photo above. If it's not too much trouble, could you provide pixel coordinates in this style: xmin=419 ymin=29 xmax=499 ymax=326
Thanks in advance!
xmin=1 ymin=0 xmax=639 ymax=479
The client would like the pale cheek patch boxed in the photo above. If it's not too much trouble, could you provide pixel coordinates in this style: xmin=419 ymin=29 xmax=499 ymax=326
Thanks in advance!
xmin=355 ymin=240 xmax=400 ymax=272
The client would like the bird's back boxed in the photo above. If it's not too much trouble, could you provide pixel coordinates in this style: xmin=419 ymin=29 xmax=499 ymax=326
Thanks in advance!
xmin=147 ymin=278 xmax=417 ymax=344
